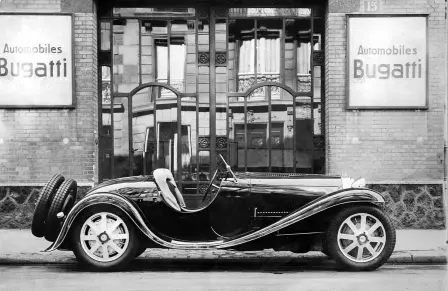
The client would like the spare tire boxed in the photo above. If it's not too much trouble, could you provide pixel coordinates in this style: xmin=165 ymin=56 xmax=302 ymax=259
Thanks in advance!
xmin=31 ymin=174 xmax=65 ymax=238
xmin=45 ymin=179 xmax=78 ymax=242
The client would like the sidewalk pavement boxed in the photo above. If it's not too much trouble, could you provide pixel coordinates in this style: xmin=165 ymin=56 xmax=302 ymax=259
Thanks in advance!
xmin=0 ymin=229 xmax=446 ymax=266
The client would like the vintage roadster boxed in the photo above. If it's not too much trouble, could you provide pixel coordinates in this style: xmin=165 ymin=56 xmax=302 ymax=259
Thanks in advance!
xmin=31 ymin=154 xmax=396 ymax=271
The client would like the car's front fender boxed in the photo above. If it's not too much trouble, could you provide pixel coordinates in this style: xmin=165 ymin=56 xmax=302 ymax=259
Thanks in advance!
xmin=45 ymin=192 xmax=150 ymax=252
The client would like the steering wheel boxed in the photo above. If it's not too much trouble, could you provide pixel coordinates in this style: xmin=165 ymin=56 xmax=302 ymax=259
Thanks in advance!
xmin=218 ymin=154 xmax=238 ymax=182
xmin=201 ymin=167 xmax=220 ymax=202
xmin=201 ymin=155 xmax=238 ymax=202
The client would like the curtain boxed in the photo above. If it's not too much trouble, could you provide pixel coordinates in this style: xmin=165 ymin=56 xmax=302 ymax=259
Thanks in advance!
xmin=156 ymin=42 xmax=186 ymax=98
xmin=297 ymin=42 xmax=311 ymax=75
xmin=238 ymin=37 xmax=279 ymax=74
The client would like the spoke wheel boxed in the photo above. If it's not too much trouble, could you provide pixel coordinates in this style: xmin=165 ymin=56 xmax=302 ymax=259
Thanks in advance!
xmin=325 ymin=205 xmax=396 ymax=271
xmin=71 ymin=206 xmax=139 ymax=270
xmin=80 ymin=212 xmax=130 ymax=262
xmin=337 ymin=213 xmax=386 ymax=263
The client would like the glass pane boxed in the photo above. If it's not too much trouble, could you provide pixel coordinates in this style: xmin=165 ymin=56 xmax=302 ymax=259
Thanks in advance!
xmin=228 ymin=98 xmax=244 ymax=170
xmin=101 ymin=22 xmax=111 ymax=51
xmin=131 ymin=87 xmax=155 ymax=176
xmin=313 ymin=17 xmax=324 ymax=51
xmin=313 ymin=66 xmax=322 ymax=135
xmin=180 ymin=96 xmax=197 ymax=183
xmin=198 ymin=19 xmax=210 ymax=103
xmin=216 ymin=19 xmax=227 ymax=104
xmin=140 ymin=21 xmax=156 ymax=84
xmin=295 ymin=96 xmax=313 ymax=173
xmin=296 ymin=19 xmax=312 ymax=92
xmin=170 ymin=20 xmax=188 ymax=93
xmin=114 ymin=8 xmax=196 ymax=18
xmin=101 ymin=66 xmax=113 ymax=180
xmin=101 ymin=66 xmax=111 ymax=105
xmin=245 ymin=101 xmax=269 ymax=172
xmin=271 ymin=87 xmax=294 ymax=172
xmin=101 ymin=108 xmax=113 ymax=181
xmin=284 ymin=18 xmax=311 ymax=92
xmin=216 ymin=107 xmax=227 ymax=136
xmin=185 ymin=21 xmax=197 ymax=93
xmin=229 ymin=19 xmax=255 ymax=93
xmin=113 ymin=19 xmax=140 ymax=93
xmin=256 ymin=19 xmax=282 ymax=83
xmin=229 ymin=8 xmax=311 ymax=18
xmin=113 ymin=97 xmax=130 ymax=178
xmin=155 ymin=88 xmax=179 ymax=178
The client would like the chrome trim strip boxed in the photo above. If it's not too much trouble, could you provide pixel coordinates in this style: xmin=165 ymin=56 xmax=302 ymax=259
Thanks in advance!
xmin=46 ymin=188 xmax=384 ymax=251
xmin=276 ymin=231 xmax=324 ymax=236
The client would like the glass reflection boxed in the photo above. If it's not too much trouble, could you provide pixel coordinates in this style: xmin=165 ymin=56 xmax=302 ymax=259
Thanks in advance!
xmin=113 ymin=19 xmax=140 ymax=93
xmin=228 ymin=97 xmax=244 ymax=170
xmin=243 ymin=101 xmax=269 ymax=171
xmin=295 ymin=96 xmax=313 ymax=173
xmin=113 ymin=97 xmax=130 ymax=178
xmin=271 ymin=87 xmax=294 ymax=172
xmin=180 ymin=96 xmax=198 ymax=184
xmin=154 ymin=88 xmax=179 ymax=178
xmin=131 ymin=87 xmax=155 ymax=176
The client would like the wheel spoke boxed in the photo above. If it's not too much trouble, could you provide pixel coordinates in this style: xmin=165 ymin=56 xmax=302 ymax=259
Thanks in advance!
xmin=365 ymin=243 xmax=376 ymax=256
xmin=86 ymin=220 xmax=100 ymax=235
xmin=110 ymin=233 xmax=128 ymax=240
xmin=339 ymin=233 xmax=356 ymax=241
xmin=356 ymin=245 xmax=365 ymax=260
xmin=102 ymin=245 xmax=109 ymax=259
xmin=360 ymin=214 xmax=367 ymax=232
xmin=345 ymin=219 xmax=359 ymax=234
xmin=343 ymin=241 xmax=358 ymax=254
xmin=81 ymin=234 xmax=97 ymax=241
xmin=108 ymin=241 xmax=124 ymax=255
xmin=369 ymin=235 xmax=386 ymax=244
xmin=367 ymin=222 xmax=381 ymax=236
xmin=101 ymin=214 xmax=108 ymax=232
xmin=89 ymin=242 xmax=101 ymax=254
xmin=108 ymin=220 xmax=121 ymax=233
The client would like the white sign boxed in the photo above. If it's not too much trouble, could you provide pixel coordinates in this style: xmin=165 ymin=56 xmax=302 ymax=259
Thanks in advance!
xmin=0 ymin=14 xmax=73 ymax=107
xmin=347 ymin=15 xmax=427 ymax=109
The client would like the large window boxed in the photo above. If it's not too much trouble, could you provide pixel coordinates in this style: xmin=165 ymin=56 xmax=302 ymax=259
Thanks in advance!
xmin=98 ymin=5 xmax=326 ymax=187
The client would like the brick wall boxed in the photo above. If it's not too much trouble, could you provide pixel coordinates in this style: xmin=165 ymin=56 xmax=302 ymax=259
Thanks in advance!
xmin=0 ymin=0 xmax=98 ymax=186
xmin=325 ymin=0 xmax=446 ymax=183
xmin=0 ymin=0 xmax=60 ymax=12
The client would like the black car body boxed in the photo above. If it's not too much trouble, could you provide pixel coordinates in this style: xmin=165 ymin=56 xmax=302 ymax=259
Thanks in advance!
xmin=31 ymin=155 xmax=396 ymax=271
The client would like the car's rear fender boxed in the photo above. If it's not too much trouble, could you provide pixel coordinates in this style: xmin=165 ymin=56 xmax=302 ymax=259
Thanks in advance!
xmin=44 ymin=192 xmax=152 ymax=252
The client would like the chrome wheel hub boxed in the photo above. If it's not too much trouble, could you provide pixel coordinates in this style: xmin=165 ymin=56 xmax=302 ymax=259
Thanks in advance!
xmin=80 ymin=212 xmax=129 ymax=262
xmin=337 ymin=213 xmax=386 ymax=263
xmin=98 ymin=232 xmax=110 ymax=244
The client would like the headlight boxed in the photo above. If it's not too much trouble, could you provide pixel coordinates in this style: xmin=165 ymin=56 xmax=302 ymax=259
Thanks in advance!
xmin=341 ymin=177 xmax=354 ymax=189
xmin=351 ymin=177 xmax=366 ymax=188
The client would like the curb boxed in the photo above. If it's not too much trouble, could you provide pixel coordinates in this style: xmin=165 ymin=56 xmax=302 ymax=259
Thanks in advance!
xmin=0 ymin=250 xmax=446 ymax=266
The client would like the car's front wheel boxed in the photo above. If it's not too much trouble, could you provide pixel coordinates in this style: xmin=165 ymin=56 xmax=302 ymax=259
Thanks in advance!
xmin=325 ymin=205 xmax=396 ymax=271
xmin=71 ymin=205 xmax=139 ymax=271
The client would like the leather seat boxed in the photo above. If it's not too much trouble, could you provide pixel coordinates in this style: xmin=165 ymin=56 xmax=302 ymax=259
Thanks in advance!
xmin=153 ymin=168 xmax=186 ymax=212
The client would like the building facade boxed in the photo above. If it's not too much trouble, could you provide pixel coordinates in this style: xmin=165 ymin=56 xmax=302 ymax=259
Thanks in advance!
xmin=0 ymin=0 xmax=446 ymax=230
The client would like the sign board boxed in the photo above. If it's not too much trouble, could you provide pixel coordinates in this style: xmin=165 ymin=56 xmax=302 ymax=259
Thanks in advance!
xmin=0 ymin=14 xmax=74 ymax=108
xmin=347 ymin=15 xmax=428 ymax=109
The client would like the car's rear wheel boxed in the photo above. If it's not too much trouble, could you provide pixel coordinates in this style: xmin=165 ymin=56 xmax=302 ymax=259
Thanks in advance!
xmin=71 ymin=205 xmax=139 ymax=271
xmin=325 ymin=205 xmax=396 ymax=271
xmin=31 ymin=174 xmax=65 ymax=237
